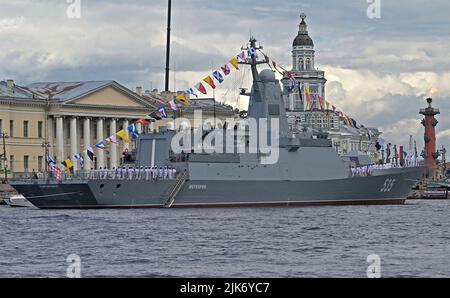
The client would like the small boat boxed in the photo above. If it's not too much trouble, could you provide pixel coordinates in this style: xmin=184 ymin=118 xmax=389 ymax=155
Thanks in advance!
xmin=421 ymin=181 xmax=449 ymax=200
xmin=5 ymin=195 xmax=36 ymax=208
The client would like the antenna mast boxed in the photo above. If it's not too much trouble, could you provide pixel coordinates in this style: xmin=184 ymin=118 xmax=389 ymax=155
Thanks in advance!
xmin=164 ymin=0 xmax=172 ymax=92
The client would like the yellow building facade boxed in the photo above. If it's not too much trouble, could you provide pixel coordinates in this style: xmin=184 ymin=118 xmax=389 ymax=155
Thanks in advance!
xmin=0 ymin=80 xmax=158 ymax=177
xmin=0 ymin=80 xmax=236 ymax=178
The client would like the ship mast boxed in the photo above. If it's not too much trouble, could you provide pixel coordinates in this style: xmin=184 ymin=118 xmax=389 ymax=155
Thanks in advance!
xmin=164 ymin=0 xmax=172 ymax=92
xmin=239 ymin=37 xmax=266 ymax=99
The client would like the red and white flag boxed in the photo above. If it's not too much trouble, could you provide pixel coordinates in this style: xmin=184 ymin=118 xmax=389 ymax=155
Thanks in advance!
xmin=51 ymin=166 xmax=63 ymax=180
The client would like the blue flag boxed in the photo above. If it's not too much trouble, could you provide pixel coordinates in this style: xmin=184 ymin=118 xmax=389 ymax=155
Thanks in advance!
xmin=186 ymin=88 xmax=198 ymax=98
xmin=46 ymin=155 xmax=56 ymax=167
xmin=74 ymin=153 xmax=84 ymax=167
xmin=213 ymin=70 xmax=224 ymax=84
xmin=95 ymin=140 xmax=108 ymax=150
xmin=127 ymin=124 xmax=140 ymax=139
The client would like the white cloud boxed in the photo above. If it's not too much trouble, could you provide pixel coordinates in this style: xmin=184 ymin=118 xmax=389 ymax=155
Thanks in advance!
xmin=0 ymin=0 xmax=449 ymax=152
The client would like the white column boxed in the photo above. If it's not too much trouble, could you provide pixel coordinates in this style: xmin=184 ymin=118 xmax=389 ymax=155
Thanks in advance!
xmin=96 ymin=118 xmax=104 ymax=169
xmin=109 ymin=118 xmax=117 ymax=168
xmin=83 ymin=118 xmax=91 ymax=170
xmin=56 ymin=116 xmax=64 ymax=164
xmin=70 ymin=117 xmax=78 ymax=171
xmin=47 ymin=116 xmax=54 ymax=158
xmin=122 ymin=119 xmax=130 ymax=151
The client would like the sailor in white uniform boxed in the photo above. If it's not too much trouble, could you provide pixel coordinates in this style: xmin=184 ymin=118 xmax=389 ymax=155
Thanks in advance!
xmin=145 ymin=167 xmax=150 ymax=180
xmin=163 ymin=167 xmax=168 ymax=180
xmin=140 ymin=166 xmax=145 ymax=180
xmin=127 ymin=167 xmax=132 ymax=180
xmin=152 ymin=167 xmax=157 ymax=180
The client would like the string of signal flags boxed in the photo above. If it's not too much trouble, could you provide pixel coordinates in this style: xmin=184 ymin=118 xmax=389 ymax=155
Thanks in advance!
xmin=51 ymin=47 xmax=363 ymax=175
xmin=257 ymin=49 xmax=362 ymax=129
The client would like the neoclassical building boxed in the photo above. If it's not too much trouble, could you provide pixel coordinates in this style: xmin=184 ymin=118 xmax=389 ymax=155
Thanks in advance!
xmin=282 ymin=14 xmax=381 ymax=161
xmin=0 ymin=80 xmax=235 ymax=176
xmin=0 ymin=80 xmax=158 ymax=175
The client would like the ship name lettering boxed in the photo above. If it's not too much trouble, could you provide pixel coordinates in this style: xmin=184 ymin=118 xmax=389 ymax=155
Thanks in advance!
xmin=189 ymin=184 xmax=207 ymax=190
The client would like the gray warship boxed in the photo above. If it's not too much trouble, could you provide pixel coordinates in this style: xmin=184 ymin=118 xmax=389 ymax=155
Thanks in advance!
xmin=10 ymin=38 xmax=425 ymax=209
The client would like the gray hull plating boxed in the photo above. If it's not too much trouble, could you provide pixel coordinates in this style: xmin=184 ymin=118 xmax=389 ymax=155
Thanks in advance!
xmin=11 ymin=167 xmax=423 ymax=209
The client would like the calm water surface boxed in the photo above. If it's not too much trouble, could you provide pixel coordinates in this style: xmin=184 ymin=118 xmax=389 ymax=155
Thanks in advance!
xmin=0 ymin=200 xmax=449 ymax=277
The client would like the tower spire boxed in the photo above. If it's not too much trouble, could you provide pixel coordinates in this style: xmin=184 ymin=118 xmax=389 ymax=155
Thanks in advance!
xmin=299 ymin=13 xmax=308 ymax=34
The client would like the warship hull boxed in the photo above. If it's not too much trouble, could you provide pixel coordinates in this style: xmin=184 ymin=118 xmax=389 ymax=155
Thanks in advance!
xmin=10 ymin=167 xmax=424 ymax=209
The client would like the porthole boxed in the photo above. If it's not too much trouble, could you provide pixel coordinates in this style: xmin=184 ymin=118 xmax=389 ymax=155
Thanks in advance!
xmin=116 ymin=184 xmax=121 ymax=189
xmin=100 ymin=184 xmax=105 ymax=189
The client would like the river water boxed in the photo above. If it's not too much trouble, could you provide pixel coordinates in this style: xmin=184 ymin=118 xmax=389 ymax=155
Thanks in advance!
xmin=0 ymin=200 xmax=449 ymax=277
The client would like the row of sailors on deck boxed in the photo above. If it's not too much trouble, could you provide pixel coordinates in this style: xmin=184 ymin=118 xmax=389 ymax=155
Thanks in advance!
xmin=351 ymin=160 xmax=421 ymax=177
xmin=88 ymin=166 xmax=177 ymax=180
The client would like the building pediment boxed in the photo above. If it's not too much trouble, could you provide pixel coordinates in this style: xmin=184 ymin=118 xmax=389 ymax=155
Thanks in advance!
xmin=67 ymin=85 xmax=150 ymax=108
xmin=21 ymin=80 xmax=155 ymax=109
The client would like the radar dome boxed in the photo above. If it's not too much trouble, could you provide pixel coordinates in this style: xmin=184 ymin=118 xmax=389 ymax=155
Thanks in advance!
xmin=260 ymin=69 xmax=276 ymax=82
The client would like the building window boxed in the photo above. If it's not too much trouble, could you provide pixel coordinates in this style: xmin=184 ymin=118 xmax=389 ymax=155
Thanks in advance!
xmin=0 ymin=119 xmax=2 ymax=132
xmin=38 ymin=156 xmax=44 ymax=172
xmin=9 ymin=120 xmax=14 ymax=137
xmin=299 ymin=58 xmax=304 ymax=71
xmin=9 ymin=155 xmax=14 ymax=172
xmin=38 ymin=121 xmax=43 ymax=138
xmin=306 ymin=58 xmax=311 ymax=70
xmin=24 ymin=155 xmax=29 ymax=172
xmin=23 ymin=121 xmax=29 ymax=137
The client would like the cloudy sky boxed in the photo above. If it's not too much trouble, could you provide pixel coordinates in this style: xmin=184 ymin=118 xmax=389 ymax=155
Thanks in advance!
xmin=1 ymin=0 xmax=449 ymax=153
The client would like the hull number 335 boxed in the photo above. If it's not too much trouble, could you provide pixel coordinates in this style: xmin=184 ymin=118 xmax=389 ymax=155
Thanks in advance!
xmin=380 ymin=178 xmax=396 ymax=192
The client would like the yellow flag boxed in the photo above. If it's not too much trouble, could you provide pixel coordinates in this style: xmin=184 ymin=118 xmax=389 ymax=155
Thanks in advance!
xmin=176 ymin=93 xmax=189 ymax=106
xmin=229 ymin=57 xmax=239 ymax=70
xmin=116 ymin=129 xmax=129 ymax=143
xmin=63 ymin=159 xmax=74 ymax=174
